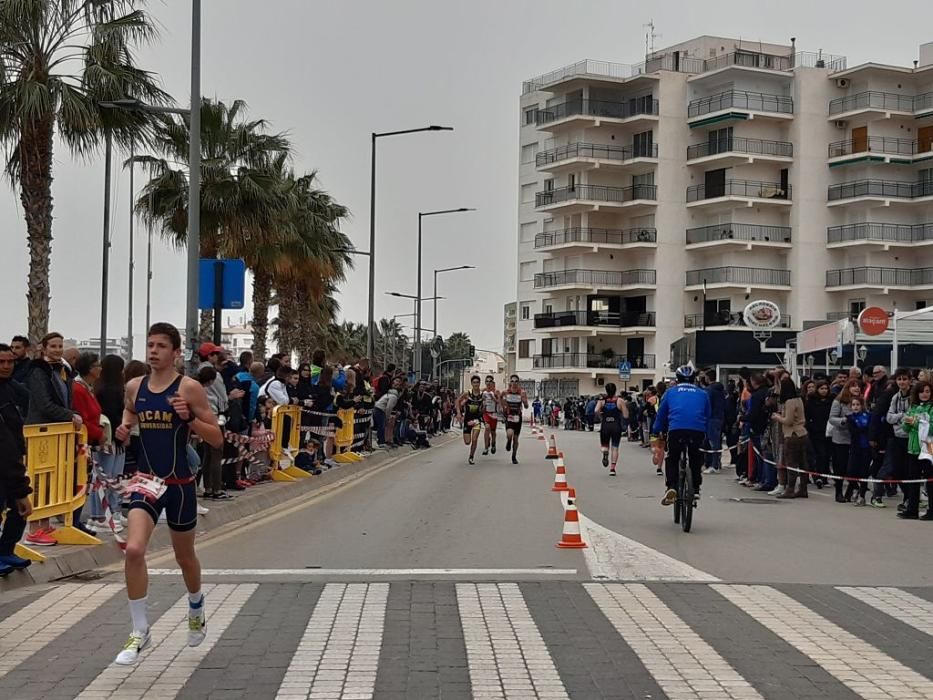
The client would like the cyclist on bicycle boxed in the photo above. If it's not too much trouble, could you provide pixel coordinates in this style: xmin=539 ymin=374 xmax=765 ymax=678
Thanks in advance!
xmin=651 ymin=363 xmax=711 ymax=507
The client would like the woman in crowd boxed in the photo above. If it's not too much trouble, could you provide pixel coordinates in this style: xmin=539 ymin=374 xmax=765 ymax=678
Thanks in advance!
xmin=772 ymin=377 xmax=808 ymax=498
xmin=898 ymin=379 xmax=933 ymax=519
xmin=805 ymin=381 xmax=833 ymax=489
xmin=828 ymin=380 xmax=859 ymax=503
xmin=121 ymin=360 xmax=149 ymax=478
xmin=846 ymin=395 xmax=872 ymax=506
xmin=87 ymin=354 xmax=126 ymax=532
xmin=71 ymin=352 xmax=104 ymax=535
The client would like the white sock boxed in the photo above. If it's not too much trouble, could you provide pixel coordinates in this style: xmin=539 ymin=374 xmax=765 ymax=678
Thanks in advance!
xmin=188 ymin=590 xmax=204 ymax=613
xmin=128 ymin=596 xmax=149 ymax=632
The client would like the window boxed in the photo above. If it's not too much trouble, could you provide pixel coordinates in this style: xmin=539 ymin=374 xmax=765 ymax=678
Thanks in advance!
xmin=521 ymin=143 xmax=539 ymax=164
xmin=520 ymin=222 xmax=537 ymax=242
xmin=916 ymin=300 xmax=927 ymax=310
xmin=708 ymin=127 xmax=733 ymax=155
xmin=633 ymin=171 xmax=654 ymax=187
xmin=848 ymin=299 xmax=866 ymax=317
xmin=520 ymin=261 xmax=536 ymax=282
xmin=520 ymin=183 xmax=537 ymax=203
xmin=633 ymin=130 xmax=654 ymax=158
xmin=524 ymin=107 xmax=537 ymax=125
xmin=520 ymin=303 xmax=531 ymax=320
xmin=518 ymin=339 xmax=533 ymax=359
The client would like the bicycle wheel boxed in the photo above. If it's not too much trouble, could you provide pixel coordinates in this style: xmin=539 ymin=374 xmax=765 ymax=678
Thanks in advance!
xmin=681 ymin=461 xmax=694 ymax=533
xmin=673 ymin=457 xmax=682 ymax=525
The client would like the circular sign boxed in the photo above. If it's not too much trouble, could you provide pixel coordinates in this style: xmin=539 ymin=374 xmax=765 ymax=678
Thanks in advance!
xmin=858 ymin=306 xmax=889 ymax=336
xmin=742 ymin=300 xmax=782 ymax=329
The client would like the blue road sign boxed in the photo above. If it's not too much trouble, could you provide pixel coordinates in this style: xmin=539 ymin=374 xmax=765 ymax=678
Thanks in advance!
xmin=198 ymin=259 xmax=246 ymax=310
xmin=618 ymin=360 xmax=632 ymax=381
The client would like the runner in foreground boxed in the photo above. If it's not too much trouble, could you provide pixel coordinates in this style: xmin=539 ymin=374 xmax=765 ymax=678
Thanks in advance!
xmin=501 ymin=374 xmax=529 ymax=464
xmin=481 ymin=376 xmax=500 ymax=456
xmin=458 ymin=375 xmax=485 ymax=465
xmin=114 ymin=323 xmax=223 ymax=665
xmin=595 ymin=382 xmax=623 ymax=476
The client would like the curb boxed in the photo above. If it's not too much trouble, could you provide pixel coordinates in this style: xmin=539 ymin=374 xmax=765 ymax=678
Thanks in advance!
xmin=0 ymin=436 xmax=456 ymax=592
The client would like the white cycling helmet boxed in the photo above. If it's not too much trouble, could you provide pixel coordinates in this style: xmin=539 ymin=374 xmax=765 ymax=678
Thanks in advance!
xmin=675 ymin=362 xmax=697 ymax=383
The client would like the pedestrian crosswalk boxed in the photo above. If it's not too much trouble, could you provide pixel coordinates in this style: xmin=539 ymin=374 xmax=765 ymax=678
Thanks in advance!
xmin=0 ymin=579 xmax=931 ymax=699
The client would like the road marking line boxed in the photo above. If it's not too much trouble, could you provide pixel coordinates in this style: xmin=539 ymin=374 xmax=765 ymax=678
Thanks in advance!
xmin=837 ymin=586 xmax=933 ymax=637
xmin=457 ymin=583 xmax=569 ymax=699
xmin=0 ymin=583 xmax=122 ymax=679
xmin=278 ymin=583 xmax=388 ymax=699
xmin=76 ymin=583 xmax=257 ymax=700
xmin=586 ymin=583 xmax=762 ymax=699
xmin=714 ymin=584 xmax=933 ymax=699
xmin=148 ymin=568 xmax=578 ymax=577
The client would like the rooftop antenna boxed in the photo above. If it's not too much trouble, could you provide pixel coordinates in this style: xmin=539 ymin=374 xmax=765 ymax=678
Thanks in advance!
xmin=644 ymin=19 xmax=659 ymax=56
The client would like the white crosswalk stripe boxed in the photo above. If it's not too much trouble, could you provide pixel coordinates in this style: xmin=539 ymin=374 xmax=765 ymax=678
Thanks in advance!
xmin=277 ymin=583 xmax=388 ymax=700
xmin=0 ymin=583 xmax=122 ymax=680
xmin=76 ymin=583 xmax=257 ymax=700
xmin=585 ymin=583 xmax=762 ymax=699
xmin=714 ymin=584 xmax=933 ymax=699
xmin=456 ymin=583 xmax=569 ymax=699
xmin=837 ymin=585 xmax=933 ymax=637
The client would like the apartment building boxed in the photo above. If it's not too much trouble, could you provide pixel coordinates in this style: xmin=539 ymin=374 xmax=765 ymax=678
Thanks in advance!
xmin=511 ymin=36 xmax=933 ymax=393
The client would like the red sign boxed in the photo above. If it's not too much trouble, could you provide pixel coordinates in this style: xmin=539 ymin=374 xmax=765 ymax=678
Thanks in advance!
xmin=858 ymin=306 xmax=889 ymax=336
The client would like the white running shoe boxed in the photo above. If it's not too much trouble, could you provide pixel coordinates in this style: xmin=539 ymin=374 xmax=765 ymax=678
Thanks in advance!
xmin=768 ymin=486 xmax=785 ymax=496
xmin=188 ymin=606 xmax=206 ymax=647
xmin=114 ymin=629 xmax=150 ymax=665
xmin=197 ymin=504 xmax=209 ymax=515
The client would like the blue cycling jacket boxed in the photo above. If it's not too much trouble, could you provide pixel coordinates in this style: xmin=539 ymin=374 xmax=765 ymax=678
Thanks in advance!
xmin=652 ymin=383 xmax=711 ymax=435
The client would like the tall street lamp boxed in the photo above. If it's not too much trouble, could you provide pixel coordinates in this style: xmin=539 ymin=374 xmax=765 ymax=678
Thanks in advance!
xmin=367 ymin=126 xmax=453 ymax=362
xmin=415 ymin=208 xmax=474 ymax=375
xmin=433 ymin=264 xmax=475 ymax=342
xmin=386 ymin=292 xmax=444 ymax=371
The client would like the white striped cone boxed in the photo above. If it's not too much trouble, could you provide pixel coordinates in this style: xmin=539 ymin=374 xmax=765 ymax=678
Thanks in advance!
xmin=557 ymin=488 xmax=587 ymax=548
xmin=551 ymin=464 xmax=569 ymax=492
xmin=546 ymin=434 xmax=559 ymax=459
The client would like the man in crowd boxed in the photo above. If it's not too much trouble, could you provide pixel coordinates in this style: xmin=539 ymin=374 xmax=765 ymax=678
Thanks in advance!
xmin=0 ymin=344 xmax=33 ymax=576
xmin=10 ymin=335 xmax=32 ymax=383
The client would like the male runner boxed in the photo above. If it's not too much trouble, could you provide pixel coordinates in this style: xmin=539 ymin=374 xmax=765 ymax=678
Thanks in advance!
xmin=457 ymin=375 xmax=485 ymax=464
xmin=501 ymin=375 xmax=529 ymax=464
xmin=481 ymin=376 xmax=500 ymax=456
xmin=595 ymin=382 xmax=623 ymax=476
xmin=113 ymin=323 xmax=223 ymax=665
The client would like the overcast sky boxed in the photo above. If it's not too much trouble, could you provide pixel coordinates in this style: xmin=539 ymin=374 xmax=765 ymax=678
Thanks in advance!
xmin=1 ymin=0 xmax=930 ymax=354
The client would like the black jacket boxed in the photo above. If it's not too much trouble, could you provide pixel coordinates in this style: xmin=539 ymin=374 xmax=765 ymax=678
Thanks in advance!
xmin=868 ymin=385 xmax=896 ymax=445
xmin=746 ymin=386 xmax=771 ymax=435
xmin=25 ymin=358 xmax=74 ymax=425
xmin=0 ymin=377 xmax=31 ymax=499
xmin=805 ymin=395 xmax=833 ymax=439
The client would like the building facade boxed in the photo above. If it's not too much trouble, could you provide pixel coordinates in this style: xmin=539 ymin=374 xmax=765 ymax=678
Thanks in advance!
xmin=515 ymin=36 xmax=933 ymax=393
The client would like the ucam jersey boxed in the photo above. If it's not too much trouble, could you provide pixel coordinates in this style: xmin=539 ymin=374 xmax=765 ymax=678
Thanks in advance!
xmin=135 ymin=375 xmax=192 ymax=479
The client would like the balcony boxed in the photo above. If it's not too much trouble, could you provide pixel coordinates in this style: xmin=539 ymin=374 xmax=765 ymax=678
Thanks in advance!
xmin=686 ymin=179 xmax=791 ymax=210
xmin=686 ymin=223 xmax=792 ymax=249
xmin=535 ymin=97 xmax=659 ymax=131
xmin=533 ymin=353 xmax=656 ymax=372
xmin=828 ymin=136 xmax=933 ymax=166
xmin=826 ymin=311 xmax=854 ymax=321
xmin=534 ymin=269 xmax=657 ymax=292
xmin=827 ymin=222 xmax=933 ymax=248
xmin=534 ymin=310 xmax=656 ymax=336
xmin=826 ymin=267 xmax=933 ymax=290
xmin=687 ymin=90 xmax=793 ymax=127
xmin=535 ymin=183 xmax=657 ymax=214
xmin=686 ymin=136 xmax=793 ymax=166
xmin=685 ymin=311 xmax=793 ymax=330
xmin=828 ymin=91 xmax=915 ymax=119
xmin=536 ymin=142 xmax=658 ymax=173
xmin=534 ymin=226 xmax=657 ymax=251
xmin=827 ymin=179 xmax=933 ymax=205
xmin=685 ymin=266 xmax=791 ymax=290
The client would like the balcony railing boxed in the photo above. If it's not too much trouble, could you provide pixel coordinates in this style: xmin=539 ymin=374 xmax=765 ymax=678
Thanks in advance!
xmin=535 ymin=98 xmax=659 ymax=126
xmin=534 ymin=269 xmax=657 ymax=289
xmin=686 ymin=267 xmax=791 ymax=287
xmin=685 ymin=312 xmax=792 ymax=329
xmin=828 ymin=179 xmax=933 ymax=201
xmin=536 ymin=142 xmax=657 ymax=167
xmin=686 ymin=179 xmax=790 ymax=202
xmin=827 ymin=222 xmax=933 ymax=244
xmin=688 ymin=89 xmax=793 ymax=118
xmin=701 ymin=51 xmax=793 ymax=73
xmin=534 ymin=310 xmax=656 ymax=329
xmin=686 ymin=223 xmax=791 ymax=245
xmin=826 ymin=311 xmax=854 ymax=321
xmin=536 ymin=184 xmax=657 ymax=207
xmin=917 ymin=92 xmax=933 ymax=113
xmin=535 ymin=226 xmax=657 ymax=248
xmin=829 ymin=91 xmax=915 ymax=116
xmin=827 ymin=267 xmax=933 ymax=288
xmin=687 ymin=136 xmax=793 ymax=160
xmin=533 ymin=353 xmax=656 ymax=370
xmin=828 ymin=136 xmax=926 ymax=158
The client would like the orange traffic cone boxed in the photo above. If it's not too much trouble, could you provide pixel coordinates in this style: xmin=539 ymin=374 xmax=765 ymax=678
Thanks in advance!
xmin=546 ymin=434 xmax=558 ymax=459
xmin=551 ymin=461 xmax=569 ymax=492
xmin=557 ymin=488 xmax=587 ymax=549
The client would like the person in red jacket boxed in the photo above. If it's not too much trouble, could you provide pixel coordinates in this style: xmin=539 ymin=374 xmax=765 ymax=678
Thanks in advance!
xmin=70 ymin=353 xmax=104 ymax=536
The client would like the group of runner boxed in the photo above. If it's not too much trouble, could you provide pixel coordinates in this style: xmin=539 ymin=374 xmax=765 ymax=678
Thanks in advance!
xmin=457 ymin=374 xmax=528 ymax=465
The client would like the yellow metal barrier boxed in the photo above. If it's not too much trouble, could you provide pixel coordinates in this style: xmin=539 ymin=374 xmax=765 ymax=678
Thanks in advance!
xmin=332 ymin=408 xmax=360 ymax=463
xmin=14 ymin=423 xmax=100 ymax=562
xmin=268 ymin=405 xmax=309 ymax=480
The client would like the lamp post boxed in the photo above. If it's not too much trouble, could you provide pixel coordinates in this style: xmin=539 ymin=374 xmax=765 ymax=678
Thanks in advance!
xmin=386 ymin=292 xmax=444 ymax=373
xmin=432 ymin=265 xmax=475 ymax=342
xmin=390 ymin=312 xmax=416 ymax=366
xmin=367 ymin=126 xmax=453 ymax=363
xmin=414 ymin=208 xmax=474 ymax=375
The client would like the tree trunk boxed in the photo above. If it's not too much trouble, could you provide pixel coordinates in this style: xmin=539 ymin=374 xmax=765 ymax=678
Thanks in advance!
xmin=19 ymin=118 xmax=56 ymax=345
xmin=250 ymin=268 xmax=272 ymax=362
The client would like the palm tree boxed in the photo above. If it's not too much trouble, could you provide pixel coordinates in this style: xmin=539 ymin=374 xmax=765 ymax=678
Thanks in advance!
xmin=133 ymin=98 xmax=290 ymax=339
xmin=0 ymin=0 xmax=170 ymax=342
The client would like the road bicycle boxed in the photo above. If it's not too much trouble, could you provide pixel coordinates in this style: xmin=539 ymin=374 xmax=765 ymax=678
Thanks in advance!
xmin=672 ymin=449 xmax=694 ymax=533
